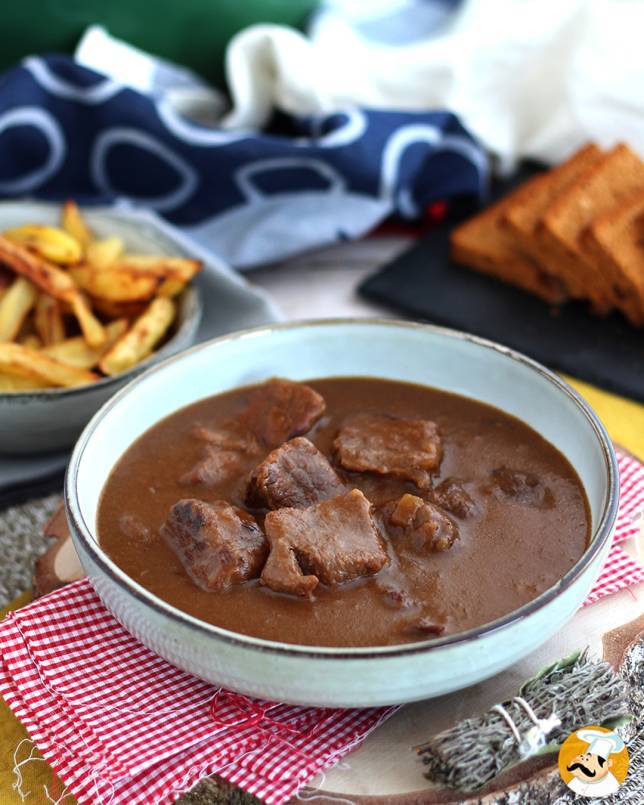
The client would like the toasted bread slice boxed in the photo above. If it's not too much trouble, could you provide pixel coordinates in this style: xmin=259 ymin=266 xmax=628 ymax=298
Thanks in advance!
xmin=503 ymin=144 xmax=603 ymax=240
xmin=501 ymin=144 xmax=604 ymax=294
xmin=538 ymin=143 xmax=644 ymax=308
xmin=583 ymin=191 xmax=644 ymax=326
xmin=451 ymin=197 xmax=566 ymax=303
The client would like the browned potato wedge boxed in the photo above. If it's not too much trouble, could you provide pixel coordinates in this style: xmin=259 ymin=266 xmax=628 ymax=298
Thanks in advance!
xmin=4 ymin=225 xmax=82 ymax=265
xmin=0 ymin=342 xmax=98 ymax=387
xmin=61 ymin=200 xmax=92 ymax=251
xmin=69 ymin=294 xmax=106 ymax=348
xmin=92 ymin=297 xmax=148 ymax=320
xmin=111 ymin=256 xmax=201 ymax=298
xmin=0 ymin=371 xmax=55 ymax=392
xmin=69 ymin=265 xmax=160 ymax=302
xmin=86 ymin=237 xmax=124 ymax=270
xmin=43 ymin=319 xmax=128 ymax=370
xmin=0 ymin=237 xmax=106 ymax=347
xmin=19 ymin=334 xmax=43 ymax=350
xmin=0 ymin=277 xmax=38 ymax=341
xmin=116 ymin=255 xmax=201 ymax=285
xmin=100 ymin=298 xmax=175 ymax=376
xmin=0 ymin=202 xmax=198 ymax=391
xmin=34 ymin=294 xmax=65 ymax=345
xmin=0 ymin=267 xmax=12 ymax=299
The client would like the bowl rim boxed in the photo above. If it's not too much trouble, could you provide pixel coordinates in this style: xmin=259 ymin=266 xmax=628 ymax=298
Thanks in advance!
xmin=65 ymin=317 xmax=620 ymax=659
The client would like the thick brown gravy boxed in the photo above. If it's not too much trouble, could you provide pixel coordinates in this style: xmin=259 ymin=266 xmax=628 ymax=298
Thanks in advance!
xmin=98 ymin=377 xmax=590 ymax=647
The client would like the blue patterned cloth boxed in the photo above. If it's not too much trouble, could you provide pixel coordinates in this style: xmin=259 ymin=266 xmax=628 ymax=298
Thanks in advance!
xmin=0 ymin=55 xmax=487 ymax=267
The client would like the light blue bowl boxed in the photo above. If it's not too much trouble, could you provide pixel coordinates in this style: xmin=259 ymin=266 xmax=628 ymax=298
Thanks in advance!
xmin=65 ymin=319 xmax=618 ymax=707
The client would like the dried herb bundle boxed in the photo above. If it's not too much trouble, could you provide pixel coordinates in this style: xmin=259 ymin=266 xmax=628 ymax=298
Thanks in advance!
xmin=416 ymin=650 xmax=630 ymax=791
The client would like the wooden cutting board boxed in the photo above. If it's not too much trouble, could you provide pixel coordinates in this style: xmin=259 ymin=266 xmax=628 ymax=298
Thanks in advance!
xmin=33 ymin=505 xmax=643 ymax=804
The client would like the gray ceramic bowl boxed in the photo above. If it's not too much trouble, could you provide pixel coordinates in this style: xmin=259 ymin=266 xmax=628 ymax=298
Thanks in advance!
xmin=65 ymin=319 xmax=619 ymax=707
xmin=0 ymin=202 xmax=202 ymax=454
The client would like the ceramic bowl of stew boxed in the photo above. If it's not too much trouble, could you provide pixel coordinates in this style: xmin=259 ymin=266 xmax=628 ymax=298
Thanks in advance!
xmin=65 ymin=319 xmax=618 ymax=707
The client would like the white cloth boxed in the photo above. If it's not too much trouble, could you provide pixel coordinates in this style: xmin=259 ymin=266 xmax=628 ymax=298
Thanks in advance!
xmin=76 ymin=26 xmax=228 ymax=126
xmin=221 ymin=0 xmax=644 ymax=169
xmin=567 ymin=772 xmax=621 ymax=797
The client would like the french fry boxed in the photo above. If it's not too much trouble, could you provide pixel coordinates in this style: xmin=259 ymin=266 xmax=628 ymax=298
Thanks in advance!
xmin=4 ymin=224 xmax=82 ymax=265
xmin=86 ymin=236 xmax=124 ymax=270
xmin=0 ymin=236 xmax=106 ymax=347
xmin=91 ymin=297 xmax=148 ymax=320
xmin=156 ymin=277 xmax=186 ymax=297
xmin=19 ymin=334 xmax=43 ymax=350
xmin=69 ymin=265 xmax=160 ymax=302
xmin=43 ymin=319 xmax=128 ymax=370
xmin=0 ymin=201 xmax=198 ymax=394
xmin=70 ymin=294 xmax=106 ymax=348
xmin=0 ymin=267 xmax=12 ymax=300
xmin=0 ymin=342 xmax=98 ymax=387
xmin=100 ymin=298 xmax=175 ymax=376
xmin=116 ymin=255 xmax=201 ymax=283
xmin=0 ymin=371 xmax=55 ymax=392
xmin=61 ymin=200 xmax=92 ymax=251
xmin=34 ymin=294 xmax=65 ymax=346
xmin=0 ymin=277 xmax=38 ymax=341
xmin=0 ymin=234 xmax=79 ymax=295
xmin=110 ymin=256 xmax=200 ymax=298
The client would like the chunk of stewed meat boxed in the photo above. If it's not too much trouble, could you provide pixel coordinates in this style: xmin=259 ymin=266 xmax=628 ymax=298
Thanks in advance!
xmin=376 ymin=580 xmax=419 ymax=611
xmin=180 ymin=421 xmax=261 ymax=488
xmin=161 ymin=499 xmax=267 ymax=591
xmin=334 ymin=414 xmax=442 ymax=488
xmin=241 ymin=379 xmax=326 ymax=447
xmin=248 ymin=437 xmax=346 ymax=510
xmin=486 ymin=467 xmax=555 ymax=509
xmin=431 ymin=478 xmax=476 ymax=519
xmin=192 ymin=421 xmax=261 ymax=454
xmin=180 ymin=447 xmax=249 ymax=487
xmin=260 ymin=489 xmax=388 ymax=597
xmin=118 ymin=513 xmax=152 ymax=543
xmin=387 ymin=493 xmax=458 ymax=553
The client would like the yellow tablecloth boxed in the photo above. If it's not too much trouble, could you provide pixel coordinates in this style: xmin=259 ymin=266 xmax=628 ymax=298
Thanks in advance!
xmin=1 ymin=377 xmax=643 ymax=803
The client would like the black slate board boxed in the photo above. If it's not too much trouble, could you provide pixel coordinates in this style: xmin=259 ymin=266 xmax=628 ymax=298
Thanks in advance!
xmin=360 ymin=219 xmax=644 ymax=403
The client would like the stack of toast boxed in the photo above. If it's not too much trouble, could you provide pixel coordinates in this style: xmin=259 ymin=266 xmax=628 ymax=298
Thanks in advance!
xmin=450 ymin=143 xmax=644 ymax=325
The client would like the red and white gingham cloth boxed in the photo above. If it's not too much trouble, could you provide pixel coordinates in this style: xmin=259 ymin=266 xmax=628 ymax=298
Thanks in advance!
xmin=584 ymin=448 xmax=644 ymax=604
xmin=0 ymin=447 xmax=642 ymax=805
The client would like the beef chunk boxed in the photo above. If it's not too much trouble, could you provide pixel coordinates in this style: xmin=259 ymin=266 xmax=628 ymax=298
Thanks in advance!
xmin=334 ymin=414 xmax=442 ymax=488
xmin=241 ymin=379 xmax=326 ymax=447
xmin=192 ymin=422 xmax=260 ymax=454
xmin=260 ymin=489 xmax=388 ymax=597
xmin=180 ymin=447 xmax=249 ymax=487
xmin=486 ymin=467 xmax=555 ymax=508
xmin=376 ymin=580 xmax=419 ymax=610
xmin=388 ymin=493 xmax=458 ymax=553
xmin=431 ymin=478 xmax=476 ymax=519
xmin=118 ymin=513 xmax=152 ymax=543
xmin=161 ymin=499 xmax=267 ymax=591
xmin=248 ymin=437 xmax=346 ymax=510
xmin=180 ymin=422 xmax=261 ymax=487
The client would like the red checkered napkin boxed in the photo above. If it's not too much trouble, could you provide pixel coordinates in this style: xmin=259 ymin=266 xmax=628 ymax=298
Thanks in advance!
xmin=0 ymin=581 xmax=396 ymax=803
xmin=582 ymin=447 xmax=644 ymax=605
xmin=0 ymin=447 xmax=642 ymax=804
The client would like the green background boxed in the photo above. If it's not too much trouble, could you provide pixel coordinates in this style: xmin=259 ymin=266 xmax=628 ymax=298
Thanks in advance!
xmin=1 ymin=0 xmax=318 ymax=86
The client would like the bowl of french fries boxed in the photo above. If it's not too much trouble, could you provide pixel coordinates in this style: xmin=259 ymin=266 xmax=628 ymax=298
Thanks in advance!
xmin=0 ymin=200 xmax=202 ymax=454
